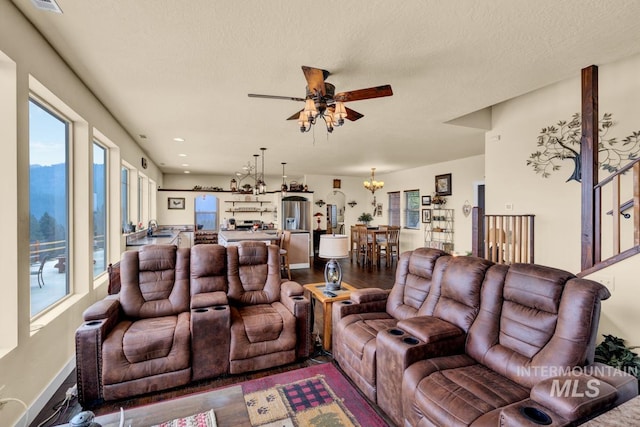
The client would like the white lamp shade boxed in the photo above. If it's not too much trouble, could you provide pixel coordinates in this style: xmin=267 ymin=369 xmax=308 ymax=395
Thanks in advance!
xmin=319 ymin=234 xmax=349 ymax=259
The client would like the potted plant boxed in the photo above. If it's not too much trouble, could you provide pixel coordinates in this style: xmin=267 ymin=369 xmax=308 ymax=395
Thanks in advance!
xmin=358 ymin=212 xmax=373 ymax=226
xmin=595 ymin=334 xmax=640 ymax=386
xmin=432 ymin=194 xmax=447 ymax=207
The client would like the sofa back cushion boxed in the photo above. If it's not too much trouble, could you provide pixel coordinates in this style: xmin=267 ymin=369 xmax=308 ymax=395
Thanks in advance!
xmin=120 ymin=245 xmax=191 ymax=318
xmin=467 ymin=263 xmax=610 ymax=388
xmin=421 ymin=256 xmax=493 ymax=331
xmin=386 ymin=248 xmax=447 ymax=320
xmin=190 ymin=244 xmax=227 ymax=295
xmin=227 ymin=242 xmax=281 ymax=305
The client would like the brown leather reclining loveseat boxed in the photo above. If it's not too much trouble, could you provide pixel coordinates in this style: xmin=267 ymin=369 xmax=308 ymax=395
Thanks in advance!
xmin=333 ymin=248 xmax=638 ymax=426
xmin=75 ymin=242 xmax=311 ymax=407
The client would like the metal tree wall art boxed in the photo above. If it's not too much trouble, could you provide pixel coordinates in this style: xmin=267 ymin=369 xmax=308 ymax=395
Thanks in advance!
xmin=527 ymin=113 xmax=640 ymax=182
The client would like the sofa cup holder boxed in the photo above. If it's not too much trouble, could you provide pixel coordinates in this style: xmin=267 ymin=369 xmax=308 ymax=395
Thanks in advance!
xmin=213 ymin=305 xmax=226 ymax=311
xmin=84 ymin=321 xmax=102 ymax=327
xmin=519 ymin=407 xmax=552 ymax=425
xmin=402 ymin=336 xmax=420 ymax=345
xmin=341 ymin=301 xmax=353 ymax=305
xmin=292 ymin=296 xmax=304 ymax=301
xmin=193 ymin=308 xmax=209 ymax=313
xmin=388 ymin=328 xmax=405 ymax=336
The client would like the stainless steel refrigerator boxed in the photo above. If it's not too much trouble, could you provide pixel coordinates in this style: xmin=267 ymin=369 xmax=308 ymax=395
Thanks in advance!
xmin=281 ymin=196 xmax=311 ymax=231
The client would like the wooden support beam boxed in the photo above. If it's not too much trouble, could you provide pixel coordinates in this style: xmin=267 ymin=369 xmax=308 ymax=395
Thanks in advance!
xmin=581 ymin=65 xmax=598 ymax=271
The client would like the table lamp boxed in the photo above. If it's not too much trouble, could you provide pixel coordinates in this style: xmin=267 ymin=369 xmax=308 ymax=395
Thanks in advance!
xmin=318 ymin=234 xmax=349 ymax=293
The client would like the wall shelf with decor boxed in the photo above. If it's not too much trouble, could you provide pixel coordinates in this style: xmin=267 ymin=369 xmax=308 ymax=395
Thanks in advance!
xmin=224 ymin=200 xmax=273 ymax=215
xmin=425 ymin=208 xmax=454 ymax=253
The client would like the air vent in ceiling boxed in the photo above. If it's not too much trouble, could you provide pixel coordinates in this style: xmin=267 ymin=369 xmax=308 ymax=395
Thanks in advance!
xmin=30 ymin=0 xmax=63 ymax=14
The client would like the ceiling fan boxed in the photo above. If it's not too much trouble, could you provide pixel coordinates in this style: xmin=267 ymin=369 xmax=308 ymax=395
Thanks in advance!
xmin=248 ymin=66 xmax=393 ymax=133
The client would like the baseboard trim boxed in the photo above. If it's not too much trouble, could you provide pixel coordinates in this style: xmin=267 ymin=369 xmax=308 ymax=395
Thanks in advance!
xmin=16 ymin=356 xmax=75 ymax=427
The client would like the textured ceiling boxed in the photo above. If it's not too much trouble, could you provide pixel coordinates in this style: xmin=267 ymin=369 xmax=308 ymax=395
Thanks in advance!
xmin=11 ymin=0 xmax=640 ymax=178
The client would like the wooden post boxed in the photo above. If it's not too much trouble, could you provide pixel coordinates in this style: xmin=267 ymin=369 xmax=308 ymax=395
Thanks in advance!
xmin=471 ymin=207 xmax=483 ymax=257
xmin=581 ymin=65 xmax=598 ymax=271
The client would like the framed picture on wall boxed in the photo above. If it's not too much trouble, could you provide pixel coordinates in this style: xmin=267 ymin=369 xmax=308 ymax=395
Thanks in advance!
xmin=435 ymin=173 xmax=452 ymax=196
xmin=333 ymin=179 xmax=341 ymax=189
xmin=168 ymin=197 xmax=186 ymax=210
xmin=422 ymin=209 xmax=432 ymax=223
xmin=421 ymin=195 xmax=431 ymax=206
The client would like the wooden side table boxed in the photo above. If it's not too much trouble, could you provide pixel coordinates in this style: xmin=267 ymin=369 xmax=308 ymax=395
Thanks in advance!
xmin=303 ymin=282 xmax=357 ymax=351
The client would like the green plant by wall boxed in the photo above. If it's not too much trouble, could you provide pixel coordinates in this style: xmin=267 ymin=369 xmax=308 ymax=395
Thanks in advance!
xmin=357 ymin=212 xmax=373 ymax=223
xmin=594 ymin=334 xmax=640 ymax=384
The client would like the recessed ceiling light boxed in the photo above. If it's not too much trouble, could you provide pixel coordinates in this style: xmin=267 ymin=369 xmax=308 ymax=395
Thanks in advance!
xmin=173 ymin=137 xmax=185 ymax=142
xmin=178 ymin=153 xmax=187 ymax=157
xmin=181 ymin=163 xmax=189 ymax=167
xmin=184 ymin=170 xmax=190 ymax=174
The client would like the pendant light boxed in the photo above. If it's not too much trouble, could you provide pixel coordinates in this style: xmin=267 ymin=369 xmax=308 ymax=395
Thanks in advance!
xmin=281 ymin=162 xmax=288 ymax=196
xmin=253 ymin=154 xmax=259 ymax=195
xmin=259 ymin=147 xmax=267 ymax=194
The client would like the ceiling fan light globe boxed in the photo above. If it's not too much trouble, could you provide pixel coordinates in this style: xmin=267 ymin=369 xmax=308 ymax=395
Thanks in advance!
xmin=304 ymin=99 xmax=318 ymax=118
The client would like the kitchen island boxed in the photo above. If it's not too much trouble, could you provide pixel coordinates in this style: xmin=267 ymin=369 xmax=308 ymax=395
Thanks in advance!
xmin=218 ymin=230 xmax=310 ymax=269
xmin=217 ymin=230 xmax=280 ymax=246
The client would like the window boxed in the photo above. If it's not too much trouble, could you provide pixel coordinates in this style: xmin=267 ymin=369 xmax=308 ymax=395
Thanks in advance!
xmin=404 ymin=190 xmax=420 ymax=229
xmin=93 ymin=142 xmax=107 ymax=277
xmin=29 ymin=98 xmax=70 ymax=317
xmin=195 ymin=195 xmax=218 ymax=231
xmin=388 ymin=192 xmax=400 ymax=226
xmin=121 ymin=165 xmax=129 ymax=232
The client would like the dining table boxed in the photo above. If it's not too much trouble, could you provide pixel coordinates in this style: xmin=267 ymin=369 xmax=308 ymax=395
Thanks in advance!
xmin=366 ymin=228 xmax=388 ymax=267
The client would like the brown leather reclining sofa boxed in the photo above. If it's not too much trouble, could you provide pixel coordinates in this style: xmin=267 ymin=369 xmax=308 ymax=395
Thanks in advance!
xmin=333 ymin=247 xmax=638 ymax=426
xmin=75 ymin=242 xmax=311 ymax=407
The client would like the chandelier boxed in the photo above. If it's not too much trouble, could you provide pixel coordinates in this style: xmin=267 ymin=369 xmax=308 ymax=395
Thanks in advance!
xmin=297 ymin=99 xmax=348 ymax=133
xmin=363 ymin=168 xmax=384 ymax=194
xmin=230 ymin=148 xmax=268 ymax=194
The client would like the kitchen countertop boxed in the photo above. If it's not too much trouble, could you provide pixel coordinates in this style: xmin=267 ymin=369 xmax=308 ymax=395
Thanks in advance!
xmin=218 ymin=230 xmax=280 ymax=243
xmin=126 ymin=229 xmax=181 ymax=246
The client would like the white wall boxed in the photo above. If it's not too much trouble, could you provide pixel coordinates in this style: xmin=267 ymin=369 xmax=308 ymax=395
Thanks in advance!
xmin=0 ymin=3 xmax=162 ymax=425
xmin=487 ymin=52 xmax=640 ymax=345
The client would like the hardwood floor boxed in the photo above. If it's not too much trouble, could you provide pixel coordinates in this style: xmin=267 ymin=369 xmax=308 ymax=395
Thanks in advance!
xmin=31 ymin=255 xmax=397 ymax=427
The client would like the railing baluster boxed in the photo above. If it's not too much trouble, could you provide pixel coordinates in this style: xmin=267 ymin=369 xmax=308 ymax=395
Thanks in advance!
xmin=635 ymin=162 xmax=640 ymax=246
xmin=613 ymin=175 xmax=621 ymax=255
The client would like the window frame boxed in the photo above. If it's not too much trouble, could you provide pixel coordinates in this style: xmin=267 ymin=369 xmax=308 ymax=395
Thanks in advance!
xmin=387 ymin=191 xmax=400 ymax=227
xmin=92 ymin=140 xmax=108 ymax=279
xmin=28 ymin=95 xmax=72 ymax=318
xmin=404 ymin=189 xmax=421 ymax=230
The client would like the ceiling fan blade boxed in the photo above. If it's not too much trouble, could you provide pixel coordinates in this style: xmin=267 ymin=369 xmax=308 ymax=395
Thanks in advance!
xmin=302 ymin=66 xmax=330 ymax=96
xmin=287 ymin=109 xmax=303 ymax=121
xmin=334 ymin=85 xmax=393 ymax=102
xmin=248 ymin=94 xmax=306 ymax=102
xmin=345 ymin=107 xmax=364 ymax=121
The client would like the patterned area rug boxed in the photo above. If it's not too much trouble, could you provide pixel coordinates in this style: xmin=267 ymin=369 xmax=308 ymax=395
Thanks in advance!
xmin=240 ymin=363 xmax=388 ymax=427
xmin=152 ymin=408 xmax=217 ymax=427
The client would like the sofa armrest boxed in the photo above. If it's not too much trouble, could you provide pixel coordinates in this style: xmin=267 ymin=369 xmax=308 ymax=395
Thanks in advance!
xmin=350 ymin=288 xmax=390 ymax=304
xmin=584 ymin=362 xmax=639 ymax=406
xmin=397 ymin=315 xmax=466 ymax=346
xmin=191 ymin=290 xmax=228 ymax=310
xmin=191 ymin=305 xmax=231 ymax=381
xmin=82 ymin=297 xmax=120 ymax=322
xmin=281 ymin=280 xmax=304 ymax=298
xmin=530 ymin=373 xmax=618 ymax=422
xmin=281 ymin=291 xmax=312 ymax=358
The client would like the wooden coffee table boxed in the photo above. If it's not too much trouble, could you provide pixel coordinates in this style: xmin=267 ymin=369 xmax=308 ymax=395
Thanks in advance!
xmin=303 ymin=282 xmax=357 ymax=351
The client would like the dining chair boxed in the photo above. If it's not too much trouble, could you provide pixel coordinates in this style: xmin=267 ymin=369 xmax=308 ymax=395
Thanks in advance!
xmin=356 ymin=225 xmax=373 ymax=266
xmin=384 ymin=226 xmax=400 ymax=265
xmin=350 ymin=225 xmax=360 ymax=263
xmin=279 ymin=230 xmax=292 ymax=280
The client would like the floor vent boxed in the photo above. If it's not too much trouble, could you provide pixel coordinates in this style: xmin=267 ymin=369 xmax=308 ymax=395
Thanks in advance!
xmin=30 ymin=0 xmax=63 ymax=14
